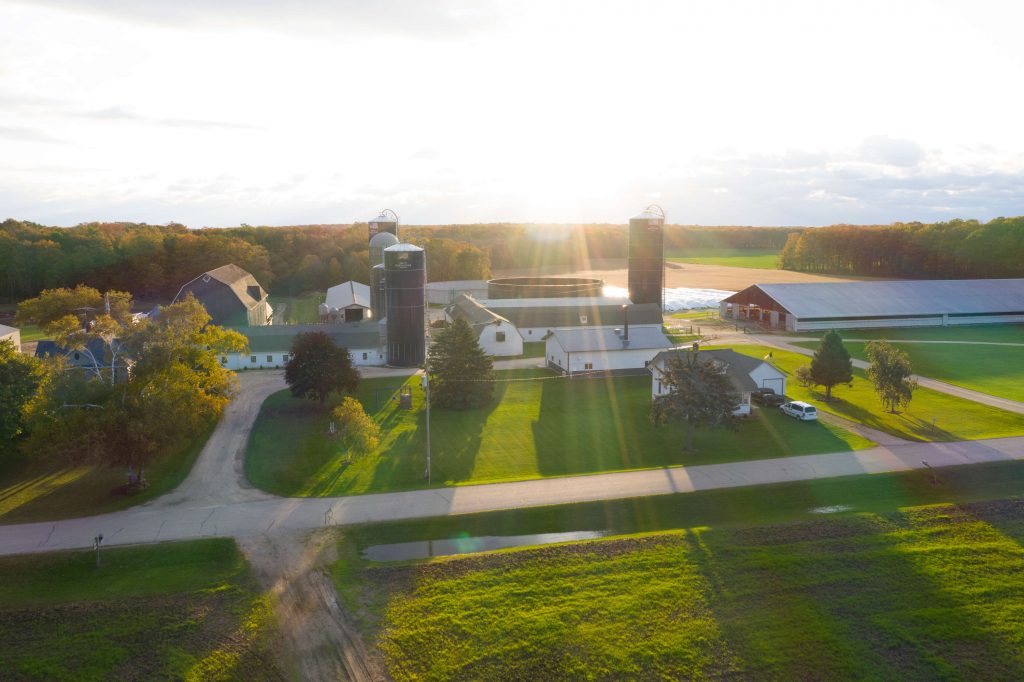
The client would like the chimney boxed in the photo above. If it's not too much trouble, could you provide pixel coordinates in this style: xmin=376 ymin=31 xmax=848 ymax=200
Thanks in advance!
xmin=622 ymin=304 xmax=629 ymax=341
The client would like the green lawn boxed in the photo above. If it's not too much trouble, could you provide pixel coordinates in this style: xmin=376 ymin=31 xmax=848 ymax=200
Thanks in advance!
xmin=245 ymin=370 xmax=872 ymax=497
xmin=794 ymin=339 xmax=1024 ymax=403
xmin=14 ymin=323 xmax=48 ymax=343
xmin=796 ymin=323 xmax=1024 ymax=344
xmin=0 ymin=539 xmax=279 ymax=680
xmin=338 ymin=495 xmax=1024 ymax=680
xmin=269 ymin=291 xmax=325 ymax=324
xmin=512 ymin=341 xmax=546 ymax=359
xmin=666 ymin=247 xmax=780 ymax=269
xmin=725 ymin=344 xmax=1024 ymax=441
xmin=0 ymin=426 xmax=212 ymax=525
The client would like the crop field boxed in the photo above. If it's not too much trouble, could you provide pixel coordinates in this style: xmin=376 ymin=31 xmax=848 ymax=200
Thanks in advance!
xmin=0 ymin=539 xmax=280 ymax=681
xmin=340 ymin=498 xmax=1024 ymax=680
xmin=724 ymin=345 xmax=1024 ymax=442
xmin=794 ymin=339 xmax=1024 ymax=403
xmin=666 ymin=247 xmax=780 ymax=269
xmin=245 ymin=371 xmax=872 ymax=496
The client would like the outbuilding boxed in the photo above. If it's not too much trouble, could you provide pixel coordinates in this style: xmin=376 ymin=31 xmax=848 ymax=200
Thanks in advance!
xmin=546 ymin=326 xmax=672 ymax=375
xmin=722 ymin=279 xmax=1024 ymax=331
xmin=481 ymin=297 xmax=663 ymax=340
xmin=321 ymin=281 xmax=372 ymax=323
xmin=444 ymin=294 xmax=524 ymax=356
xmin=222 ymin=322 xmax=383 ymax=370
xmin=0 ymin=324 xmax=20 ymax=352
xmin=649 ymin=348 xmax=787 ymax=417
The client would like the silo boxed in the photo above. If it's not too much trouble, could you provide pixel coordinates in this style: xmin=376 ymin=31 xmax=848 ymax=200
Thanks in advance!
xmin=368 ymin=209 xmax=400 ymax=243
xmin=369 ymin=231 xmax=399 ymax=267
xmin=371 ymin=263 xmax=387 ymax=320
xmin=627 ymin=205 xmax=665 ymax=307
xmin=384 ymin=243 xmax=426 ymax=366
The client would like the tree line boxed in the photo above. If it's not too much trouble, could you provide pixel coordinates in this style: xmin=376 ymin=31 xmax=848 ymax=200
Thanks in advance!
xmin=779 ymin=217 xmax=1024 ymax=278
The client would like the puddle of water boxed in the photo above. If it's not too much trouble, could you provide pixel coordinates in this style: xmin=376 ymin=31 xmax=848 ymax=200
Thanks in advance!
xmin=362 ymin=530 xmax=610 ymax=562
xmin=809 ymin=505 xmax=853 ymax=514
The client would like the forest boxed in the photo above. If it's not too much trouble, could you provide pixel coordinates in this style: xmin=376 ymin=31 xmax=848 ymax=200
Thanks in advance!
xmin=779 ymin=217 xmax=1024 ymax=278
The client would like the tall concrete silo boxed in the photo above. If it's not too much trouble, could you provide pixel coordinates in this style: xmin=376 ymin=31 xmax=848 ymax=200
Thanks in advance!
xmin=627 ymin=205 xmax=665 ymax=307
xmin=369 ymin=231 xmax=399 ymax=267
xmin=369 ymin=209 xmax=400 ymax=243
xmin=384 ymin=243 xmax=426 ymax=367
xmin=371 ymin=263 xmax=387 ymax=320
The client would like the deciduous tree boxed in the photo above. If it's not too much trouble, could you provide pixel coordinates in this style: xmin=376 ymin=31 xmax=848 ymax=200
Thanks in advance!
xmin=427 ymin=317 xmax=494 ymax=409
xmin=866 ymin=340 xmax=917 ymax=413
xmin=331 ymin=397 xmax=381 ymax=464
xmin=0 ymin=340 xmax=46 ymax=444
xmin=809 ymin=330 xmax=853 ymax=401
xmin=651 ymin=349 xmax=741 ymax=452
xmin=284 ymin=331 xmax=360 ymax=406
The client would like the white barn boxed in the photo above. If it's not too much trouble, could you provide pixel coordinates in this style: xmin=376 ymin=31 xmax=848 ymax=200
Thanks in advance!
xmin=223 ymin=322 xmax=384 ymax=370
xmin=444 ymin=294 xmax=524 ymax=357
xmin=546 ymin=326 xmax=672 ymax=375
xmin=321 ymin=281 xmax=373 ymax=323
xmin=478 ymin=297 xmax=664 ymax=340
xmin=649 ymin=348 xmax=787 ymax=417
xmin=722 ymin=279 xmax=1024 ymax=331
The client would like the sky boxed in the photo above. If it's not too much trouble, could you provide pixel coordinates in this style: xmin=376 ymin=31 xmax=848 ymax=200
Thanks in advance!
xmin=1 ymin=0 xmax=1023 ymax=227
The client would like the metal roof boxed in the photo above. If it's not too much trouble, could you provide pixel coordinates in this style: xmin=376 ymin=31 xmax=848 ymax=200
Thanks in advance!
xmin=724 ymin=279 xmax=1024 ymax=319
xmin=0 ymin=323 xmax=18 ymax=336
xmin=487 ymin=301 xmax=663 ymax=330
xmin=550 ymin=326 xmax=671 ymax=352
xmin=236 ymin=323 xmax=380 ymax=352
xmin=369 ymin=232 xmax=399 ymax=248
xmin=478 ymin=296 xmax=630 ymax=308
xmin=650 ymin=348 xmax=785 ymax=393
xmin=324 ymin=281 xmax=371 ymax=310
xmin=445 ymin=294 xmax=510 ymax=332
xmin=384 ymin=243 xmax=423 ymax=252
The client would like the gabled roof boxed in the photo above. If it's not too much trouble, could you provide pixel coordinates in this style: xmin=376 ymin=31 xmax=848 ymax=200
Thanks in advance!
xmin=445 ymin=294 xmax=511 ymax=333
xmin=650 ymin=348 xmax=785 ymax=393
xmin=324 ymin=281 xmax=371 ymax=310
xmin=0 ymin=323 xmax=18 ymax=336
xmin=724 ymin=279 xmax=1024 ymax=320
xmin=35 ymin=338 xmax=124 ymax=365
xmin=550 ymin=326 xmax=671 ymax=352
xmin=175 ymin=264 xmax=269 ymax=310
xmin=235 ymin=323 xmax=380 ymax=353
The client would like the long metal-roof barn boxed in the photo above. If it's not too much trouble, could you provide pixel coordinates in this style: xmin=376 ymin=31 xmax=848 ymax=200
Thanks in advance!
xmin=721 ymin=279 xmax=1024 ymax=331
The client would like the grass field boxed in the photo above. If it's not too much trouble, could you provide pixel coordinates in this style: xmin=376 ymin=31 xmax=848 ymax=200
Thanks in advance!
xmin=13 ymin=323 xmax=48 ymax=342
xmin=513 ymin=341 xmax=545 ymax=359
xmin=666 ymin=247 xmax=780 ymax=269
xmin=795 ymin=339 xmax=1024 ymax=403
xmin=797 ymin=323 xmax=1024 ymax=344
xmin=0 ymin=539 xmax=279 ymax=680
xmin=725 ymin=344 xmax=1024 ymax=441
xmin=245 ymin=370 xmax=872 ymax=497
xmin=269 ymin=291 xmax=325 ymax=324
xmin=0 ymin=426 xmax=212 ymax=525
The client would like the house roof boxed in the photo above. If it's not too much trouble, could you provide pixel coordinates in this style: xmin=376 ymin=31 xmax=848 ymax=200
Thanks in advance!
xmin=0 ymin=323 xmax=18 ymax=336
xmin=445 ymin=294 xmax=511 ymax=334
xmin=236 ymin=323 xmax=381 ymax=353
xmin=724 ymin=279 xmax=1024 ymax=320
xmin=324 ymin=281 xmax=371 ymax=310
xmin=650 ymin=348 xmax=785 ymax=393
xmin=35 ymin=338 xmax=122 ymax=365
xmin=485 ymin=301 xmax=663 ymax=330
xmin=550 ymin=326 xmax=671 ymax=352
xmin=175 ymin=263 xmax=269 ymax=310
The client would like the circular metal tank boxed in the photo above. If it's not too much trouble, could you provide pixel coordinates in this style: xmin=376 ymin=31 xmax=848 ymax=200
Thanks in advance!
xmin=627 ymin=205 xmax=665 ymax=307
xmin=369 ymin=209 xmax=400 ymax=243
xmin=369 ymin=231 xmax=399 ymax=267
xmin=384 ymin=243 xmax=425 ymax=367
xmin=486 ymin=276 xmax=604 ymax=299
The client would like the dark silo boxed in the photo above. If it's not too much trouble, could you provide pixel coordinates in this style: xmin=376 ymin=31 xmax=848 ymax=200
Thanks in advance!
xmin=627 ymin=205 xmax=665 ymax=307
xmin=384 ymin=243 xmax=425 ymax=366
xmin=371 ymin=263 xmax=387 ymax=320
xmin=369 ymin=209 xmax=400 ymax=243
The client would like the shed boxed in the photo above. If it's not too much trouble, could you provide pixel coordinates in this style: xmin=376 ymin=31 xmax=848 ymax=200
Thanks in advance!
xmin=322 ymin=281 xmax=373 ymax=323
xmin=546 ymin=326 xmax=672 ymax=375
xmin=649 ymin=348 xmax=787 ymax=416
xmin=444 ymin=294 xmax=523 ymax=356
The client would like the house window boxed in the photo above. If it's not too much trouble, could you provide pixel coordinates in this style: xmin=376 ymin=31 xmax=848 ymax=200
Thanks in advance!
xmin=584 ymin=362 xmax=593 ymax=370
xmin=221 ymin=356 xmax=227 ymax=365
xmin=496 ymin=331 xmax=506 ymax=342
xmin=282 ymin=354 xmax=289 ymax=362
xmin=250 ymin=355 xmax=257 ymax=363
xmin=657 ymin=380 xmax=662 ymax=393
xmin=528 ymin=329 xmax=532 ymax=336
xmin=362 ymin=352 xmax=368 ymax=360
xmin=579 ymin=315 xmax=588 ymax=324
xmin=266 ymin=355 xmax=273 ymax=362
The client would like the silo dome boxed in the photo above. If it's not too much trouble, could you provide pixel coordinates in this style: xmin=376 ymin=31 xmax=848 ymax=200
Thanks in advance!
xmin=369 ymin=231 xmax=400 ymax=266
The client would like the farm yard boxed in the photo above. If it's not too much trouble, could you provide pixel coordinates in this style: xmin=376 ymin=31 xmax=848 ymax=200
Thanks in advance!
xmin=245 ymin=370 xmax=872 ymax=497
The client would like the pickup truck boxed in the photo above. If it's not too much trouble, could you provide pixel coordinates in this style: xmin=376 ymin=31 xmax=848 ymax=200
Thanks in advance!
xmin=751 ymin=387 xmax=785 ymax=407
xmin=780 ymin=401 xmax=818 ymax=421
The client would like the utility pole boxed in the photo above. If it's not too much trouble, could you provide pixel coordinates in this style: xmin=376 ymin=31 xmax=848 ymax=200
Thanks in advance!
xmin=422 ymin=368 xmax=431 ymax=483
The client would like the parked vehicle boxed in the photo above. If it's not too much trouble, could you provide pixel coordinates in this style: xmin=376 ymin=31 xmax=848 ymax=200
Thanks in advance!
xmin=780 ymin=401 xmax=818 ymax=421
xmin=752 ymin=387 xmax=785 ymax=407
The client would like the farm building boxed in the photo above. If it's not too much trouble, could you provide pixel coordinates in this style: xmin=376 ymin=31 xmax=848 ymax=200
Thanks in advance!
xmin=35 ymin=338 xmax=131 ymax=382
xmin=0 ymin=324 xmax=20 ymax=352
xmin=721 ymin=279 xmax=1024 ymax=331
xmin=649 ymin=348 xmax=787 ymax=417
xmin=321 ymin=281 xmax=372 ymax=323
xmin=546 ymin=326 xmax=672 ymax=375
xmin=223 ymin=322 xmax=383 ymax=370
xmin=480 ymin=297 xmax=663 ymax=340
xmin=174 ymin=264 xmax=273 ymax=327
xmin=444 ymin=294 xmax=523 ymax=356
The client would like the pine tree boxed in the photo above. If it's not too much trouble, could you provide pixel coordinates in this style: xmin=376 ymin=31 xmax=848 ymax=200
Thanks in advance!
xmin=427 ymin=318 xmax=494 ymax=409
xmin=866 ymin=340 xmax=917 ymax=413
xmin=810 ymin=330 xmax=853 ymax=401
xmin=651 ymin=349 xmax=741 ymax=453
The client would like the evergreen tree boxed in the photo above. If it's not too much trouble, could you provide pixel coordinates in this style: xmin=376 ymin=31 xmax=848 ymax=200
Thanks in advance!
xmin=810 ymin=330 xmax=853 ymax=401
xmin=427 ymin=318 xmax=494 ymax=409
xmin=651 ymin=349 xmax=741 ymax=452
xmin=866 ymin=340 xmax=917 ymax=413
xmin=285 ymin=331 xmax=360 ymax=406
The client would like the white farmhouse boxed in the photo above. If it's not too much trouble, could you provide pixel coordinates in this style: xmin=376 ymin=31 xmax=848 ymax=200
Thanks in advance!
xmin=444 ymin=294 xmax=524 ymax=357
xmin=546 ymin=326 xmax=672 ymax=375
xmin=222 ymin=322 xmax=384 ymax=370
xmin=649 ymin=348 xmax=787 ymax=417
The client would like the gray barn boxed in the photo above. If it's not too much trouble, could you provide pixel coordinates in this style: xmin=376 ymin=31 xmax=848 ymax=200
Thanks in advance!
xmin=174 ymin=264 xmax=273 ymax=327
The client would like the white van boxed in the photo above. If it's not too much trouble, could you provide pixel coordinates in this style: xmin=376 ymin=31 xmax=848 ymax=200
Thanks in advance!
xmin=781 ymin=401 xmax=818 ymax=421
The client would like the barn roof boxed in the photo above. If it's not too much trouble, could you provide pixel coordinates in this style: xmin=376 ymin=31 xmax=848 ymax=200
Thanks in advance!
xmin=550 ymin=326 xmax=671 ymax=352
xmin=724 ymin=279 xmax=1024 ymax=319
xmin=650 ymin=348 xmax=785 ymax=393
xmin=175 ymin=264 xmax=269 ymax=310
xmin=324 ymin=281 xmax=371 ymax=310
xmin=237 ymin=323 xmax=380 ymax=352
xmin=445 ymin=294 xmax=510 ymax=333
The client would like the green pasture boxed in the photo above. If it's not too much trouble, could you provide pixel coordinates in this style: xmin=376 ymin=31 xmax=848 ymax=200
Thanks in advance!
xmin=794 ymin=339 xmax=1024 ymax=403
xmin=0 ymin=427 xmax=212 ymax=525
xmin=666 ymin=247 xmax=780 ymax=269
xmin=0 ymin=539 xmax=278 ymax=680
xmin=245 ymin=370 xmax=871 ymax=497
xmin=340 ymin=495 xmax=1024 ymax=680
xmin=726 ymin=344 xmax=1024 ymax=442
xmin=796 ymin=323 xmax=1024 ymax=344
xmin=269 ymin=291 xmax=325 ymax=324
